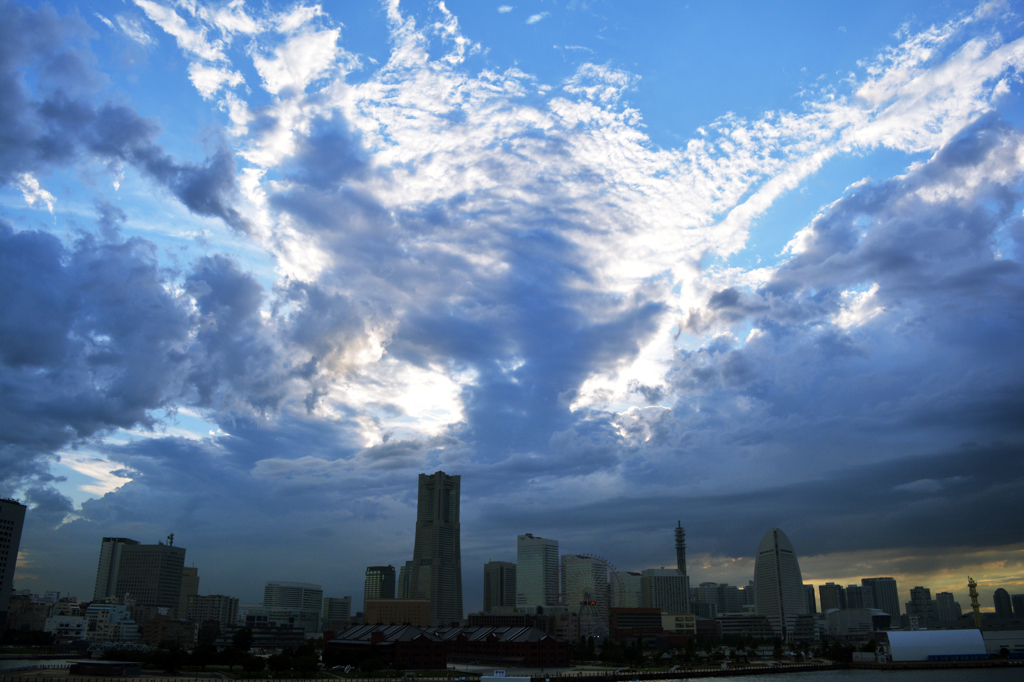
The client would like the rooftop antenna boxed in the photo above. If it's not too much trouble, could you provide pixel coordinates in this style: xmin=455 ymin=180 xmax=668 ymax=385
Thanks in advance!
xmin=167 ymin=533 xmax=174 ymax=547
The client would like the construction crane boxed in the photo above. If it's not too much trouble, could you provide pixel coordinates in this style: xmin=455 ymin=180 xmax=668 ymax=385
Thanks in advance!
xmin=968 ymin=576 xmax=981 ymax=628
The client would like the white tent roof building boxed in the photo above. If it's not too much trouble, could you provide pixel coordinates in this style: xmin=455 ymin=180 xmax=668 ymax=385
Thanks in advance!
xmin=887 ymin=629 xmax=987 ymax=661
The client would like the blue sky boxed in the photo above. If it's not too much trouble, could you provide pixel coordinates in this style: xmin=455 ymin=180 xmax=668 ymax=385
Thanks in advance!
xmin=3 ymin=0 xmax=1024 ymax=614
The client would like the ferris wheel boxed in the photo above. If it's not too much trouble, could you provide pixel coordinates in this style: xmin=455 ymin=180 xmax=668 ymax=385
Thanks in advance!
xmin=561 ymin=554 xmax=623 ymax=640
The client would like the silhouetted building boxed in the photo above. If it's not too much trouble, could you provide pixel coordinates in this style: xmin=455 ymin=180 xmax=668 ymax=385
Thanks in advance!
xmin=113 ymin=540 xmax=187 ymax=615
xmin=187 ymin=594 xmax=238 ymax=626
xmin=609 ymin=607 xmax=663 ymax=641
xmin=994 ymin=588 xmax=1013 ymax=619
xmin=846 ymin=584 xmax=873 ymax=610
xmin=365 ymin=599 xmax=431 ymax=627
xmin=483 ymin=561 xmax=516 ymax=613
xmin=754 ymin=528 xmax=808 ymax=641
xmin=517 ymin=533 xmax=559 ymax=608
xmin=641 ymin=569 xmax=689 ymax=614
xmin=906 ymin=586 xmax=939 ymax=626
xmin=398 ymin=560 xmax=414 ymax=598
xmin=323 ymin=596 xmax=352 ymax=630
xmin=935 ymin=592 xmax=962 ymax=622
xmin=861 ymin=577 xmax=900 ymax=620
xmin=675 ymin=521 xmax=687 ymax=575
xmin=819 ymin=583 xmax=846 ymax=612
xmin=0 ymin=499 xmax=26 ymax=634
xmin=410 ymin=471 xmax=463 ymax=626
xmin=613 ymin=571 xmax=642 ymax=608
xmin=1012 ymin=594 xmax=1024 ymax=619
xmin=179 ymin=567 xmax=199 ymax=618
xmin=364 ymin=565 xmax=396 ymax=610
xmin=804 ymin=584 xmax=817 ymax=614
xmin=263 ymin=581 xmax=323 ymax=635
xmin=92 ymin=537 xmax=139 ymax=601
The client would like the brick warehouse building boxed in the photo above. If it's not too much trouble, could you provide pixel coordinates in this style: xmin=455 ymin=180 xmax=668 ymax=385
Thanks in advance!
xmin=324 ymin=624 xmax=570 ymax=669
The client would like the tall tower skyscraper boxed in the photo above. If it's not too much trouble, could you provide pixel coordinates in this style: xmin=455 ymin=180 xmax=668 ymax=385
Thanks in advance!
xmin=93 ymin=537 xmax=140 ymax=601
xmin=0 ymin=499 xmax=27 ymax=634
xmin=483 ymin=561 xmax=517 ymax=613
xmin=410 ymin=471 xmax=463 ymax=626
xmin=675 ymin=521 xmax=687 ymax=575
xmin=861 ymin=577 xmax=900 ymax=619
xmin=113 ymin=540 xmax=186 ymax=613
xmin=754 ymin=528 xmax=808 ymax=640
xmin=363 ymin=565 xmax=396 ymax=611
xmin=516 ymin=533 xmax=559 ymax=608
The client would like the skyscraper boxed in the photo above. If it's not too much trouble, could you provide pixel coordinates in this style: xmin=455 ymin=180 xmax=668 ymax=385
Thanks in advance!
xmin=363 ymin=565 xmax=396 ymax=611
xmin=483 ymin=561 xmax=517 ymax=612
xmin=112 ymin=540 xmax=187 ymax=615
xmin=675 ymin=521 xmax=687 ymax=575
xmin=516 ymin=533 xmax=559 ymax=608
xmin=754 ymin=528 xmax=808 ymax=640
xmin=906 ymin=586 xmax=939 ymax=625
xmin=994 ymin=588 xmax=1013 ymax=619
xmin=397 ymin=560 xmax=414 ymax=599
xmin=935 ymin=592 xmax=961 ymax=621
xmin=861 ymin=577 xmax=900 ymax=619
xmin=410 ymin=471 xmax=463 ymax=626
xmin=1012 ymin=593 xmax=1024 ymax=619
xmin=846 ymin=584 xmax=873 ymax=609
xmin=804 ymin=585 xmax=817 ymax=614
xmin=818 ymin=583 xmax=846 ymax=612
xmin=0 ymin=499 xmax=26 ymax=634
xmin=93 ymin=537 xmax=140 ymax=601
xmin=641 ymin=569 xmax=689 ymax=614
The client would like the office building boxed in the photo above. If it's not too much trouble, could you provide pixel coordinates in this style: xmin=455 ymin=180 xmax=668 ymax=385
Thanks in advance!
xmin=846 ymin=584 xmax=873 ymax=609
xmin=0 ymin=499 xmax=27 ymax=633
xmin=905 ymin=586 xmax=939 ymax=625
xmin=323 ymin=596 xmax=352 ymax=631
xmin=613 ymin=571 xmax=642 ymax=608
xmin=935 ymin=592 xmax=961 ymax=622
xmin=93 ymin=537 xmax=140 ymax=601
xmin=179 ymin=567 xmax=199 ymax=619
xmin=804 ymin=584 xmax=817 ymax=614
xmin=640 ymin=568 xmax=689 ymax=614
xmin=1012 ymin=594 xmax=1024 ymax=618
xmin=397 ymin=560 xmax=413 ymax=599
xmin=187 ymin=594 xmax=238 ymax=626
xmin=113 ymin=540 xmax=187 ymax=614
xmin=264 ymin=581 xmax=323 ymax=635
xmin=517 ymin=533 xmax=559 ymax=608
xmin=754 ymin=528 xmax=808 ymax=640
xmin=483 ymin=561 xmax=517 ymax=613
xmin=409 ymin=471 xmax=463 ymax=626
xmin=994 ymin=588 xmax=1013 ymax=619
xmin=819 ymin=583 xmax=846 ymax=612
xmin=862 ymin=577 xmax=900 ymax=620
xmin=364 ymin=566 xmax=396 ymax=611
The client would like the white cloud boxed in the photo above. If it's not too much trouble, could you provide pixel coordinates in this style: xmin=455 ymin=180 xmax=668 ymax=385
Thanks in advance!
xmin=498 ymin=5 xmax=513 ymax=13
xmin=252 ymin=27 xmax=341 ymax=95
xmin=188 ymin=62 xmax=245 ymax=98
xmin=17 ymin=173 xmax=55 ymax=213
xmin=526 ymin=12 xmax=548 ymax=24
xmin=133 ymin=0 xmax=226 ymax=62
xmin=116 ymin=14 xmax=157 ymax=45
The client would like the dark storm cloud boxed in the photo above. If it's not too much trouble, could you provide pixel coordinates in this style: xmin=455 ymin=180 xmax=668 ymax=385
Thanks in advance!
xmin=0 ymin=2 xmax=251 ymax=233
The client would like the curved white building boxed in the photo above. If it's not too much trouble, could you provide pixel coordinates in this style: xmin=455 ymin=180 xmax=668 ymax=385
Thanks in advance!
xmin=754 ymin=528 xmax=808 ymax=640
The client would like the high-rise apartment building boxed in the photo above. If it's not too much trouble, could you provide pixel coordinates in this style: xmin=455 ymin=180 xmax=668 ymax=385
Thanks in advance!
xmin=363 ymin=566 xmax=396 ymax=611
xmin=804 ymin=585 xmax=817 ymax=614
xmin=397 ymin=560 xmax=414 ymax=599
xmin=113 ymin=541 xmax=186 ymax=613
xmin=516 ymin=533 xmax=559 ymax=608
xmin=935 ymin=592 xmax=961 ymax=621
xmin=861 ymin=577 xmax=900 ymax=619
xmin=754 ymin=528 xmax=808 ymax=640
xmin=1012 ymin=593 xmax=1024 ymax=619
xmin=409 ymin=471 xmax=463 ymax=626
xmin=845 ymin=584 xmax=873 ymax=609
xmin=179 ymin=567 xmax=199 ymax=619
xmin=264 ymin=581 xmax=323 ymax=635
xmin=641 ymin=569 xmax=689 ymax=614
xmin=483 ymin=561 xmax=517 ymax=613
xmin=0 ymin=499 xmax=27 ymax=634
xmin=93 ymin=537 xmax=140 ymax=601
xmin=906 ymin=586 xmax=939 ymax=625
xmin=818 ymin=582 xmax=846 ymax=612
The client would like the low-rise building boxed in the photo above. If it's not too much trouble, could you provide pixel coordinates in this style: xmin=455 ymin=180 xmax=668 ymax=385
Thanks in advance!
xmin=365 ymin=599 xmax=431 ymax=627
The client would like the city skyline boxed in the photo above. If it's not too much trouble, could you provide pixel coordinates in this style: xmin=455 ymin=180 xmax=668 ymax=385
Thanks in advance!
xmin=2 ymin=0 xmax=1023 ymax=619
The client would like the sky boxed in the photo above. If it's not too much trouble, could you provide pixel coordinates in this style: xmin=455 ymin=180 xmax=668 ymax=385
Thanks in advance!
xmin=2 ymin=0 xmax=1023 ymax=616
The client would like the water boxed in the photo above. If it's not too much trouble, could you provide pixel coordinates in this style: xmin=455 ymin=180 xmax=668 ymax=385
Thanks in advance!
xmin=690 ymin=670 xmax=1022 ymax=682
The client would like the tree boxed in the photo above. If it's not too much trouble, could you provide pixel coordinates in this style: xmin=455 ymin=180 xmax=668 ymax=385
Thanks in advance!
xmin=772 ymin=637 xmax=783 ymax=661
xmin=232 ymin=627 xmax=254 ymax=652
xmin=190 ymin=643 xmax=217 ymax=671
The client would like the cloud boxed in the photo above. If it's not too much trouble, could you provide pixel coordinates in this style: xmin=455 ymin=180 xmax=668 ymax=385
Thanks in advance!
xmin=498 ymin=6 xmax=513 ymax=14
xmin=526 ymin=12 xmax=548 ymax=24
